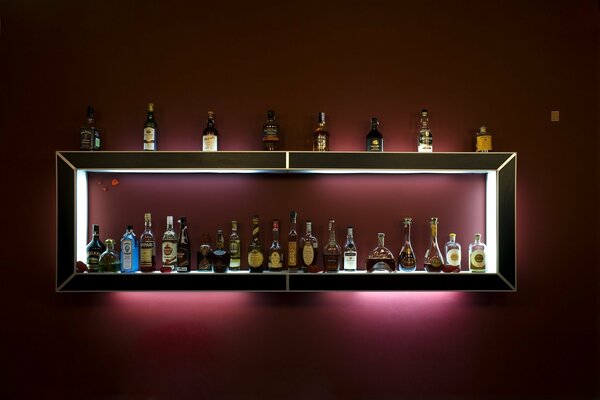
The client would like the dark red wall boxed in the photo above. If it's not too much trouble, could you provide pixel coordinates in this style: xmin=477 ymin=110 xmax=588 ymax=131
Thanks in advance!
xmin=1 ymin=1 xmax=598 ymax=399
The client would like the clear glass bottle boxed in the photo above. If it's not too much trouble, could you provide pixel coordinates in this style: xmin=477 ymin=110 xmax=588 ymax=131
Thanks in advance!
xmin=299 ymin=220 xmax=319 ymax=273
xmin=417 ymin=109 xmax=432 ymax=152
xmin=424 ymin=217 xmax=444 ymax=272
xmin=469 ymin=233 xmax=487 ymax=273
xmin=262 ymin=110 xmax=280 ymax=151
xmin=121 ymin=225 xmax=139 ymax=273
xmin=366 ymin=233 xmax=395 ymax=273
xmin=366 ymin=117 xmax=383 ymax=152
xmin=143 ymin=103 xmax=157 ymax=151
xmin=398 ymin=217 xmax=416 ymax=272
xmin=202 ymin=111 xmax=218 ymax=151
xmin=80 ymin=106 xmax=100 ymax=151
xmin=287 ymin=211 xmax=298 ymax=272
xmin=176 ymin=217 xmax=191 ymax=272
xmin=197 ymin=233 xmax=214 ymax=272
xmin=140 ymin=212 xmax=156 ymax=273
xmin=343 ymin=226 xmax=357 ymax=271
xmin=475 ymin=125 xmax=492 ymax=152
xmin=444 ymin=233 xmax=461 ymax=273
xmin=228 ymin=220 xmax=241 ymax=271
xmin=248 ymin=215 xmax=264 ymax=273
xmin=313 ymin=112 xmax=329 ymax=151
xmin=99 ymin=238 xmax=120 ymax=273
xmin=268 ymin=220 xmax=283 ymax=272
xmin=213 ymin=230 xmax=230 ymax=273
xmin=323 ymin=219 xmax=341 ymax=273
xmin=161 ymin=216 xmax=177 ymax=273
xmin=86 ymin=224 xmax=106 ymax=273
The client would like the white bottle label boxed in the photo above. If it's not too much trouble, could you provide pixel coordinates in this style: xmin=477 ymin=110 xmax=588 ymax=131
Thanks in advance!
xmin=470 ymin=250 xmax=486 ymax=269
xmin=447 ymin=249 xmax=461 ymax=266
xmin=144 ymin=128 xmax=155 ymax=150
xmin=203 ymin=135 xmax=217 ymax=151
xmin=122 ymin=239 xmax=133 ymax=271
xmin=344 ymin=253 xmax=357 ymax=270
xmin=162 ymin=241 xmax=177 ymax=265
xmin=269 ymin=252 xmax=282 ymax=268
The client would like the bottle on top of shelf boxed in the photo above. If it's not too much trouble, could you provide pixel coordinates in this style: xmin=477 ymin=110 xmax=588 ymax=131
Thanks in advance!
xmin=161 ymin=216 xmax=178 ymax=273
xmin=469 ymin=233 xmax=487 ymax=273
xmin=86 ymin=224 xmax=106 ymax=272
xmin=417 ymin=109 xmax=433 ymax=152
xmin=263 ymin=110 xmax=280 ymax=151
xmin=99 ymin=238 xmax=120 ymax=273
xmin=197 ymin=233 xmax=214 ymax=272
xmin=248 ymin=215 xmax=264 ymax=273
xmin=443 ymin=233 xmax=461 ymax=273
xmin=80 ymin=106 xmax=101 ymax=151
xmin=213 ymin=230 xmax=230 ymax=273
xmin=202 ymin=111 xmax=218 ymax=151
xmin=300 ymin=220 xmax=319 ymax=272
xmin=268 ymin=220 xmax=283 ymax=272
xmin=287 ymin=211 xmax=298 ymax=272
xmin=143 ymin=103 xmax=157 ymax=151
xmin=366 ymin=233 xmax=395 ymax=272
xmin=398 ymin=217 xmax=416 ymax=272
xmin=366 ymin=117 xmax=383 ymax=152
xmin=121 ymin=225 xmax=139 ymax=273
xmin=140 ymin=213 xmax=156 ymax=273
xmin=323 ymin=219 xmax=341 ymax=273
xmin=424 ymin=217 xmax=444 ymax=272
xmin=228 ymin=220 xmax=241 ymax=271
xmin=313 ymin=112 xmax=329 ymax=151
xmin=176 ymin=217 xmax=191 ymax=272
xmin=475 ymin=125 xmax=492 ymax=152
xmin=343 ymin=226 xmax=357 ymax=271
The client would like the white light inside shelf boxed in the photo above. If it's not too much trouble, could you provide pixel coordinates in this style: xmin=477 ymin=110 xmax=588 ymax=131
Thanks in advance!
xmin=485 ymin=171 xmax=498 ymax=274
xmin=76 ymin=170 xmax=88 ymax=264
xmin=83 ymin=168 xmax=494 ymax=174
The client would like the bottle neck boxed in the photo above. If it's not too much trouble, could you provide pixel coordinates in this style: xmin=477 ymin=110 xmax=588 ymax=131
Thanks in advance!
xmin=306 ymin=222 xmax=312 ymax=236
xmin=404 ymin=222 xmax=411 ymax=243
xmin=252 ymin=220 xmax=260 ymax=243
xmin=216 ymin=234 xmax=225 ymax=249
xmin=430 ymin=223 xmax=438 ymax=244
xmin=328 ymin=221 xmax=336 ymax=242
xmin=377 ymin=234 xmax=385 ymax=248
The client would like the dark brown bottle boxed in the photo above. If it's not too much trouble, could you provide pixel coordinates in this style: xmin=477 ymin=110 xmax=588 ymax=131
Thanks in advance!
xmin=213 ymin=230 xmax=230 ymax=273
xmin=176 ymin=217 xmax=191 ymax=272
xmin=197 ymin=233 xmax=214 ymax=272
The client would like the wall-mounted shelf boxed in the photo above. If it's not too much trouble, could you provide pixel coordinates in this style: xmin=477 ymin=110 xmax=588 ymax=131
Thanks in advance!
xmin=56 ymin=151 xmax=516 ymax=292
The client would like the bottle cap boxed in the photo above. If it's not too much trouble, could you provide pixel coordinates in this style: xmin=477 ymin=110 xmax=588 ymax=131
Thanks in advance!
xmin=208 ymin=111 xmax=214 ymax=118
xmin=449 ymin=233 xmax=456 ymax=239
xmin=474 ymin=233 xmax=481 ymax=239
xmin=479 ymin=125 xmax=487 ymax=133
xmin=126 ymin=225 xmax=133 ymax=231
xmin=318 ymin=112 xmax=325 ymax=122
xmin=148 ymin=103 xmax=154 ymax=111
xmin=267 ymin=110 xmax=275 ymax=118
xmin=105 ymin=238 xmax=115 ymax=246
xmin=431 ymin=217 xmax=438 ymax=223
xmin=421 ymin=109 xmax=428 ymax=115
xmin=403 ymin=217 xmax=412 ymax=224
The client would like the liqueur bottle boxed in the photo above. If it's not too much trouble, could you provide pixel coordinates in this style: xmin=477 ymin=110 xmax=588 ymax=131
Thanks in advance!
xmin=161 ymin=216 xmax=178 ymax=273
xmin=86 ymin=224 xmax=106 ymax=272
xmin=444 ymin=233 xmax=461 ymax=273
xmin=366 ymin=117 xmax=383 ymax=152
xmin=343 ymin=227 xmax=357 ymax=271
xmin=202 ymin=111 xmax=218 ymax=151
xmin=99 ymin=238 xmax=120 ymax=273
xmin=323 ymin=219 xmax=341 ymax=273
xmin=268 ymin=220 xmax=283 ymax=272
xmin=176 ymin=217 xmax=191 ymax=272
xmin=197 ymin=233 xmax=214 ymax=272
xmin=366 ymin=233 xmax=395 ymax=273
xmin=228 ymin=220 xmax=241 ymax=271
xmin=143 ymin=103 xmax=157 ymax=151
xmin=469 ymin=233 xmax=487 ymax=273
xmin=121 ymin=225 xmax=139 ymax=273
xmin=398 ymin=217 xmax=416 ymax=272
xmin=213 ymin=230 xmax=230 ymax=273
xmin=313 ymin=112 xmax=329 ymax=151
xmin=262 ymin=110 xmax=280 ymax=151
xmin=417 ymin=109 xmax=433 ymax=152
xmin=80 ymin=106 xmax=101 ymax=151
xmin=299 ymin=221 xmax=319 ymax=272
xmin=140 ymin=213 xmax=156 ymax=272
xmin=287 ymin=211 xmax=298 ymax=272
xmin=424 ymin=217 xmax=444 ymax=272
xmin=248 ymin=215 xmax=264 ymax=273
xmin=475 ymin=125 xmax=492 ymax=152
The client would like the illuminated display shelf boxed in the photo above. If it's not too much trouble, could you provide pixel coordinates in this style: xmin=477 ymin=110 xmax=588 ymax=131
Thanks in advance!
xmin=56 ymin=151 xmax=516 ymax=292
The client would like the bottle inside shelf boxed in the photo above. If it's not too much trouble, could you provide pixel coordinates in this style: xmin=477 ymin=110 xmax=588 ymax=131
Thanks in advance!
xmin=366 ymin=117 xmax=383 ymax=152
xmin=313 ymin=112 xmax=329 ymax=151
xmin=143 ymin=103 xmax=157 ymax=151
xmin=469 ymin=233 xmax=487 ymax=273
xmin=213 ymin=230 xmax=230 ymax=273
xmin=121 ymin=225 xmax=139 ymax=273
xmin=161 ymin=216 xmax=178 ymax=273
xmin=398 ymin=217 xmax=416 ymax=272
xmin=417 ymin=109 xmax=432 ymax=152
xmin=323 ymin=219 xmax=341 ymax=273
xmin=475 ymin=125 xmax=492 ymax=152
xmin=343 ymin=226 xmax=357 ymax=271
xmin=197 ymin=233 xmax=214 ymax=272
xmin=80 ymin=106 xmax=101 ymax=151
xmin=366 ymin=233 xmax=395 ymax=273
xmin=86 ymin=224 xmax=106 ymax=273
xmin=424 ymin=217 xmax=444 ymax=272
xmin=176 ymin=217 xmax=191 ymax=272
xmin=228 ymin=221 xmax=241 ymax=271
xmin=140 ymin=212 xmax=156 ymax=273
xmin=248 ymin=215 xmax=264 ymax=273
xmin=300 ymin=220 xmax=319 ymax=272
xmin=268 ymin=220 xmax=283 ymax=272
xmin=262 ymin=110 xmax=280 ymax=151
xmin=287 ymin=211 xmax=298 ymax=273
xmin=202 ymin=111 xmax=218 ymax=151
xmin=443 ymin=233 xmax=461 ymax=273
xmin=99 ymin=238 xmax=120 ymax=273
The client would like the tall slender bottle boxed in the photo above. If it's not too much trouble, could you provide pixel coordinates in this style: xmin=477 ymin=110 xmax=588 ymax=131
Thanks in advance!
xmin=444 ymin=233 xmax=461 ymax=273
xmin=469 ymin=233 xmax=487 ymax=273
xmin=86 ymin=224 xmax=106 ymax=272
xmin=80 ymin=106 xmax=100 ymax=151
xmin=424 ymin=217 xmax=444 ymax=272
xmin=99 ymin=238 xmax=120 ymax=273
xmin=323 ymin=219 xmax=341 ymax=273
xmin=262 ymin=110 xmax=280 ymax=151
xmin=176 ymin=217 xmax=191 ymax=272
xmin=366 ymin=233 xmax=395 ymax=273
xmin=161 ymin=216 xmax=178 ymax=273
xmin=313 ymin=112 xmax=329 ymax=151
xmin=268 ymin=220 xmax=283 ymax=272
xmin=213 ymin=231 xmax=230 ymax=273
xmin=398 ymin=218 xmax=416 ymax=272
xmin=300 ymin=221 xmax=319 ymax=273
xmin=140 ymin=213 xmax=156 ymax=272
xmin=202 ymin=111 xmax=218 ymax=151
xmin=417 ymin=109 xmax=432 ymax=152
xmin=287 ymin=211 xmax=298 ymax=272
xmin=366 ymin=117 xmax=383 ymax=152
xmin=343 ymin=227 xmax=357 ymax=271
xmin=143 ymin=103 xmax=157 ymax=151
xmin=228 ymin=221 xmax=241 ymax=271
xmin=248 ymin=215 xmax=264 ymax=273
xmin=121 ymin=225 xmax=139 ymax=273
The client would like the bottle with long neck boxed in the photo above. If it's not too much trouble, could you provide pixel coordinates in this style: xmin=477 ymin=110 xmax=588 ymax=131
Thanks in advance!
xmin=343 ymin=227 xmax=357 ymax=271
xmin=417 ymin=109 xmax=432 ymax=152
xmin=228 ymin=220 xmax=241 ymax=271
xmin=366 ymin=117 xmax=383 ymax=152
xmin=86 ymin=224 xmax=106 ymax=272
xmin=213 ymin=230 xmax=230 ymax=273
xmin=300 ymin=221 xmax=319 ymax=273
xmin=161 ymin=216 xmax=177 ymax=273
xmin=287 ymin=211 xmax=298 ymax=272
xmin=323 ymin=219 xmax=341 ymax=273
xmin=313 ymin=112 xmax=329 ymax=151
xmin=262 ymin=110 xmax=280 ymax=151
xmin=121 ymin=225 xmax=139 ymax=273
xmin=248 ymin=215 xmax=264 ymax=273
xmin=143 ymin=103 xmax=157 ymax=151
xmin=469 ymin=233 xmax=487 ymax=273
xmin=176 ymin=217 xmax=191 ymax=272
xmin=140 ymin=213 xmax=156 ymax=272
xmin=202 ymin=111 xmax=218 ymax=151
xmin=444 ymin=233 xmax=461 ymax=273
xmin=268 ymin=220 xmax=283 ymax=272
xmin=366 ymin=233 xmax=395 ymax=273
xmin=398 ymin=217 xmax=416 ymax=272
xmin=424 ymin=217 xmax=444 ymax=272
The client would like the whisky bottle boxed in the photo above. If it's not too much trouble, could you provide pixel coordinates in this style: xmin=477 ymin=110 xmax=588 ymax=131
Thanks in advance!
xmin=469 ymin=233 xmax=487 ymax=273
xmin=262 ymin=110 xmax=280 ymax=151
xmin=475 ymin=125 xmax=492 ymax=152
xmin=121 ymin=225 xmax=139 ymax=273
xmin=99 ymin=238 xmax=120 ymax=273
xmin=213 ymin=230 xmax=230 ymax=273
xmin=202 ymin=111 xmax=218 ymax=151
xmin=300 ymin=221 xmax=319 ymax=273
xmin=86 ymin=224 xmax=106 ymax=272
xmin=228 ymin=220 xmax=241 ymax=271
xmin=343 ymin=227 xmax=357 ymax=271
xmin=140 ymin=213 xmax=156 ymax=272
xmin=398 ymin=217 xmax=416 ymax=272
xmin=80 ymin=106 xmax=101 ymax=151
xmin=313 ymin=112 xmax=329 ymax=151
xmin=443 ymin=233 xmax=461 ymax=273
xmin=417 ymin=109 xmax=433 ymax=152
xmin=176 ymin=217 xmax=191 ymax=272
xmin=424 ymin=217 xmax=444 ymax=272
xmin=323 ymin=219 xmax=341 ymax=273
xmin=366 ymin=117 xmax=383 ymax=152
xmin=248 ymin=215 xmax=264 ymax=273
xmin=268 ymin=220 xmax=283 ymax=272
xmin=143 ymin=103 xmax=157 ymax=151
xmin=197 ymin=233 xmax=214 ymax=272
xmin=161 ymin=216 xmax=178 ymax=273
xmin=366 ymin=233 xmax=395 ymax=272
xmin=287 ymin=211 xmax=298 ymax=272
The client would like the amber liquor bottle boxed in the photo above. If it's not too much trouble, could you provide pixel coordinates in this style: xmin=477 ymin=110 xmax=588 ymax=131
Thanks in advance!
xmin=287 ymin=211 xmax=298 ymax=272
xmin=424 ymin=217 xmax=444 ymax=272
xmin=213 ymin=230 xmax=230 ymax=273
xmin=140 ymin=213 xmax=156 ymax=272
xmin=443 ymin=233 xmax=461 ymax=273
xmin=197 ymin=233 xmax=214 ymax=272
xmin=300 ymin=221 xmax=319 ymax=273
xmin=366 ymin=117 xmax=383 ymax=152
xmin=80 ymin=106 xmax=101 ymax=151
xmin=228 ymin=221 xmax=241 ymax=271
xmin=202 ymin=111 xmax=218 ymax=151
xmin=366 ymin=233 xmax=395 ymax=273
xmin=86 ymin=224 xmax=106 ymax=272
xmin=161 ymin=216 xmax=177 ymax=273
xmin=143 ymin=103 xmax=157 ymax=151
xmin=176 ymin=217 xmax=191 ymax=272
xmin=398 ymin=217 xmax=416 ymax=272
xmin=268 ymin=220 xmax=283 ymax=272
xmin=323 ymin=219 xmax=341 ymax=273
xmin=263 ymin=110 xmax=280 ymax=151
xmin=313 ymin=112 xmax=329 ymax=151
xmin=248 ymin=215 xmax=264 ymax=273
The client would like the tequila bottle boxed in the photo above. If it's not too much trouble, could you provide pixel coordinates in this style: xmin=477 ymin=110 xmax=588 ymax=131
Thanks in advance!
xmin=268 ymin=220 xmax=283 ymax=272
xmin=343 ymin=226 xmax=357 ymax=271
xmin=140 ymin=213 xmax=156 ymax=272
xmin=202 ymin=111 xmax=218 ymax=151
xmin=323 ymin=219 xmax=341 ymax=273
xmin=398 ymin=217 xmax=416 ymax=272
xmin=161 ymin=216 xmax=177 ymax=273
xmin=287 ymin=211 xmax=298 ymax=272
xmin=475 ymin=125 xmax=492 ymax=152
xmin=366 ymin=233 xmax=395 ymax=273
xmin=228 ymin=221 xmax=241 ymax=271
xmin=213 ymin=230 xmax=230 ymax=273
xmin=143 ymin=103 xmax=157 ymax=151
xmin=197 ymin=233 xmax=214 ymax=272
xmin=444 ymin=233 xmax=461 ymax=273
xmin=417 ymin=109 xmax=432 ymax=152
xmin=121 ymin=225 xmax=139 ymax=273
xmin=99 ymin=238 xmax=120 ymax=273
xmin=299 ymin=221 xmax=319 ymax=273
xmin=366 ymin=117 xmax=383 ymax=152
xmin=248 ymin=215 xmax=264 ymax=273
xmin=176 ymin=217 xmax=191 ymax=272
xmin=86 ymin=224 xmax=106 ymax=272
xmin=424 ymin=217 xmax=444 ymax=272
xmin=469 ymin=233 xmax=487 ymax=273
xmin=262 ymin=110 xmax=280 ymax=151
xmin=313 ymin=112 xmax=329 ymax=151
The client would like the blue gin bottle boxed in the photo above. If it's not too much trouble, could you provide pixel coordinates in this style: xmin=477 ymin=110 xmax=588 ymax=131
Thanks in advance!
xmin=121 ymin=225 xmax=139 ymax=273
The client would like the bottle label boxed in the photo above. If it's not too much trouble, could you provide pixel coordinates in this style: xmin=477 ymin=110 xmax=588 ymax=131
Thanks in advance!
xmin=162 ymin=241 xmax=177 ymax=265
xmin=323 ymin=255 xmax=340 ymax=270
xmin=177 ymin=247 xmax=190 ymax=269
xmin=248 ymin=250 xmax=264 ymax=268
xmin=144 ymin=128 xmax=155 ymax=150
xmin=476 ymin=135 xmax=492 ymax=152
xmin=343 ymin=253 xmax=357 ymax=270
xmin=87 ymin=251 xmax=101 ymax=268
xmin=269 ymin=252 xmax=282 ymax=269
xmin=203 ymin=135 xmax=217 ymax=151
xmin=314 ymin=134 xmax=327 ymax=151
xmin=263 ymin=127 xmax=279 ymax=140
xmin=447 ymin=249 xmax=461 ymax=266
xmin=229 ymin=258 xmax=241 ymax=268
xmin=140 ymin=241 xmax=155 ymax=266
xmin=470 ymin=250 xmax=486 ymax=269
xmin=367 ymin=138 xmax=382 ymax=152
xmin=80 ymin=128 xmax=93 ymax=150
xmin=400 ymin=254 xmax=415 ymax=268
xmin=302 ymin=243 xmax=315 ymax=265
xmin=288 ymin=242 xmax=297 ymax=266
xmin=122 ymin=239 xmax=133 ymax=271
xmin=430 ymin=257 xmax=442 ymax=268
xmin=229 ymin=240 xmax=240 ymax=255
xmin=93 ymin=129 xmax=101 ymax=150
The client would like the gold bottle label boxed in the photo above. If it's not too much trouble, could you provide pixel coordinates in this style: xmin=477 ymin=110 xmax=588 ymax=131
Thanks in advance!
xmin=302 ymin=243 xmax=315 ymax=265
xmin=269 ymin=252 xmax=282 ymax=268
xmin=288 ymin=242 xmax=297 ymax=266
xmin=470 ymin=250 xmax=486 ymax=269
xmin=248 ymin=250 xmax=264 ymax=268
xmin=476 ymin=135 xmax=492 ymax=152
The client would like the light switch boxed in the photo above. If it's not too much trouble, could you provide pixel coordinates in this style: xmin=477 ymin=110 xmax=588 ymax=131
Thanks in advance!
xmin=551 ymin=110 xmax=560 ymax=122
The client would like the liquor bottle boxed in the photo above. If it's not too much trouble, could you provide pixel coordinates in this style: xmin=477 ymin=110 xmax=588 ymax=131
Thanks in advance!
xmin=80 ymin=106 xmax=101 ymax=151
xmin=323 ymin=219 xmax=341 ymax=273
xmin=469 ymin=233 xmax=487 ymax=273
xmin=268 ymin=220 xmax=283 ymax=272
xmin=366 ymin=233 xmax=395 ymax=272
xmin=287 ymin=211 xmax=298 ymax=272
xmin=140 ymin=213 xmax=156 ymax=272
xmin=262 ymin=110 xmax=280 ymax=151
xmin=143 ymin=103 xmax=157 ymax=151
xmin=398 ymin=217 xmax=416 ymax=272
xmin=202 ymin=111 xmax=218 ymax=151
xmin=161 ymin=216 xmax=178 ymax=273
xmin=86 ymin=224 xmax=106 ymax=272
xmin=417 ymin=109 xmax=433 ymax=152
xmin=121 ymin=225 xmax=139 ymax=273
xmin=99 ymin=238 xmax=120 ymax=273
xmin=213 ymin=230 xmax=230 ymax=273
xmin=366 ymin=117 xmax=383 ymax=152
xmin=197 ymin=233 xmax=214 ymax=272
xmin=313 ymin=112 xmax=329 ymax=151
xmin=343 ymin=226 xmax=357 ymax=271
xmin=424 ymin=217 xmax=444 ymax=272
xmin=228 ymin=220 xmax=241 ymax=271
xmin=475 ymin=125 xmax=492 ymax=152
xmin=299 ymin=221 xmax=319 ymax=273
xmin=176 ymin=217 xmax=191 ymax=272
xmin=248 ymin=215 xmax=264 ymax=273
xmin=444 ymin=233 xmax=461 ymax=273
